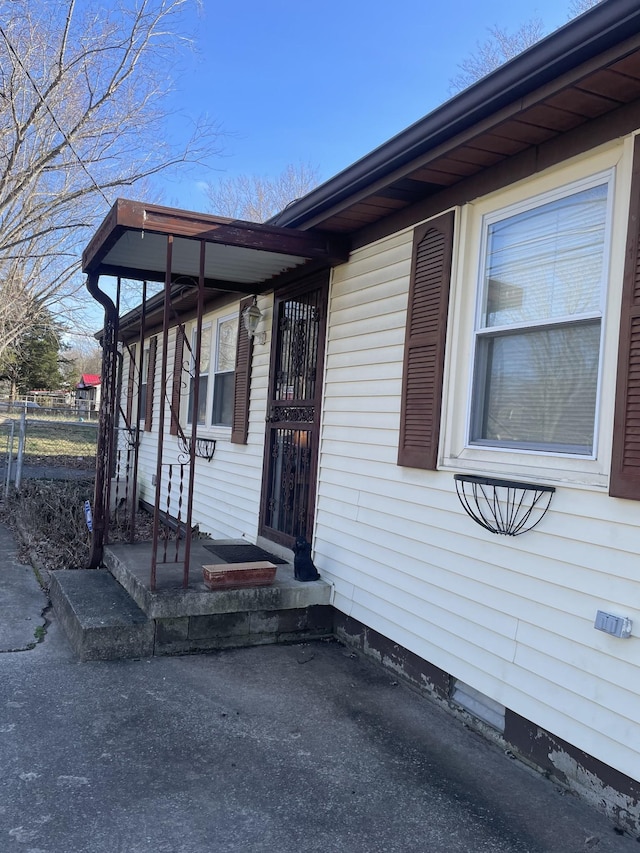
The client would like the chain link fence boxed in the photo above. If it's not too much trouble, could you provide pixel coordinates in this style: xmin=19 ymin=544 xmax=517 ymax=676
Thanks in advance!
xmin=0 ymin=401 xmax=99 ymax=420
xmin=1 ymin=411 xmax=97 ymax=494
xmin=1 ymin=410 xmax=158 ymax=570
xmin=0 ymin=412 xmax=98 ymax=570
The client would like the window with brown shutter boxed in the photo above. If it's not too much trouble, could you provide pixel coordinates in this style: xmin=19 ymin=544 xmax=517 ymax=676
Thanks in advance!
xmin=144 ymin=336 xmax=157 ymax=432
xmin=231 ymin=297 xmax=253 ymax=445
xmin=610 ymin=137 xmax=640 ymax=500
xmin=397 ymin=211 xmax=455 ymax=469
xmin=170 ymin=326 xmax=185 ymax=437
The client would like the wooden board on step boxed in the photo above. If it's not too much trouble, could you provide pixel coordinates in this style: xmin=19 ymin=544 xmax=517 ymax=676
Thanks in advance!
xmin=202 ymin=561 xmax=277 ymax=590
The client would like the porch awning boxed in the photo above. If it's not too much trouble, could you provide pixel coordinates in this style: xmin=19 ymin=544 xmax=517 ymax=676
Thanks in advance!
xmin=82 ymin=198 xmax=349 ymax=292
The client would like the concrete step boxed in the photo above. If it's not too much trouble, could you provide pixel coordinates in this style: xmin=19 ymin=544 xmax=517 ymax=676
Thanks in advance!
xmin=50 ymin=566 xmax=334 ymax=659
xmin=103 ymin=540 xmax=332 ymax=619
xmin=50 ymin=570 xmax=154 ymax=661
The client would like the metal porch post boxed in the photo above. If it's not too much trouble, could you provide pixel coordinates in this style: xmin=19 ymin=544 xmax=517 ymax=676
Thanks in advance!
xmin=128 ymin=281 xmax=146 ymax=543
xmin=182 ymin=241 xmax=206 ymax=588
xmin=150 ymin=241 xmax=173 ymax=590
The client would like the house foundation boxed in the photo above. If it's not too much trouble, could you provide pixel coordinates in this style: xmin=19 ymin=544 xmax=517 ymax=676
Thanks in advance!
xmin=334 ymin=612 xmax=640 ymax=838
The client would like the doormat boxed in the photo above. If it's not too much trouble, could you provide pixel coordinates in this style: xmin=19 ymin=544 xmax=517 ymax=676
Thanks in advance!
xmin=201 ymin=543 xmax=288 ymax=565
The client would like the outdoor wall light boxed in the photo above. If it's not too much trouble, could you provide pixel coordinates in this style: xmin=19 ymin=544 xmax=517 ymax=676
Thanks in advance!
xmin=242 ymin=298 xmax=266 ymax=344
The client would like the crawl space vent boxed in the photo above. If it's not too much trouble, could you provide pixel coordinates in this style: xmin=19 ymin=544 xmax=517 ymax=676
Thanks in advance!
xmin=451 ymin=680 xmax=505 ymax=732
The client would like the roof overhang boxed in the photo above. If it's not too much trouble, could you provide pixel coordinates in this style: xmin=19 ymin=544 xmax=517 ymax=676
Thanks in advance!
xmin=82 ymin=199 xmax=350 ymax=293
xmin=270 ymin=0 xmax=640 ymax=234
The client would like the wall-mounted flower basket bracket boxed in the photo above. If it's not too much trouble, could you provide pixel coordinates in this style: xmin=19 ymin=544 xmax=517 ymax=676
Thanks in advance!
xmin=177 ymin=435 xmax=216 ymax=462
xmin=453 ymin=474 xmax=555 ymax=536
xmin=123 ymin=427 xmax=138 ymax=449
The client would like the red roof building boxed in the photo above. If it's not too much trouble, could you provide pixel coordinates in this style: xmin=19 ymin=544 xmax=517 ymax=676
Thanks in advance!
xmin=76 ymin=374 xmax=101 ymax=389
xmin=76 ymin=374 xmax=101 ymax=412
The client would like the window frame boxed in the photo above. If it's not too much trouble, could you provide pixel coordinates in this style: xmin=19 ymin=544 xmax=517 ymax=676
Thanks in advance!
xmin=140 ymin=336 xmax=157 ymax=432
xmin=186 ymin=321 xmax=212 ymax=427
xmin=211 ymin=312 xmax=238 ymax=428
xmin=126 ymin=343 xmax=136 ymax=426
xmin=467 ymin=171 xmax=614 ymax=458
xmin=139 ymin=345 xmax=149 ymax=424
xmin=181 ymin=309 xmax=239 ymax=436
xmin=440 ymin=145 xmax=629 ymax=489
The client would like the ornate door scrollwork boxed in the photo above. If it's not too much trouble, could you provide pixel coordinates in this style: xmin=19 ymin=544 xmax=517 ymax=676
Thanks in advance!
xmin=260 ymin=274 xmax=328 ymax=547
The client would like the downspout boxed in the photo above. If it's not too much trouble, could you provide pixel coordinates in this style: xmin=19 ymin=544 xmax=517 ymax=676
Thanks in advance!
xmin=104 ymin=277 xmax=123 ymax=547
xmin=86 ymin=272 xmax=119 ymax=569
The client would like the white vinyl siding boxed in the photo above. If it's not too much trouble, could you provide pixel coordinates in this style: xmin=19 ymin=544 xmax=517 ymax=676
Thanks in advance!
xmin=117 ymin=142 xmax=640 ymax=795
xmin=121 ymin=296 xmax=271 ymax=541
xmin=314 ymin=198 xmax=640 ymax=785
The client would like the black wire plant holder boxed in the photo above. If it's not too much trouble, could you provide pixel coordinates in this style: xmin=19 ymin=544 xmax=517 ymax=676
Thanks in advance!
xmin=454 ymin=474 xmax=555 ymax=536
xmin=124 ymin=427 xmax=139 ymax=449
xmin=177 ymin=434 xmax=216 ymax=462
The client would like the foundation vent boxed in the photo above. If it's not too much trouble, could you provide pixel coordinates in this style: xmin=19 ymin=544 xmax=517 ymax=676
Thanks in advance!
xmin=451 ymin=680 xmax=505 ymax=732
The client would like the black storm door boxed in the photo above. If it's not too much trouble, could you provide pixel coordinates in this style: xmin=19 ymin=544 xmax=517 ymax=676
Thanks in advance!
xmin=259 ymin=273 xmax=329 ymax=548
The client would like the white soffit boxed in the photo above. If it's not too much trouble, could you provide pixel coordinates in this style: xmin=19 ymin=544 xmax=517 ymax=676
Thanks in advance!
xmin=102 ymin=231 xmax=310 ymax=284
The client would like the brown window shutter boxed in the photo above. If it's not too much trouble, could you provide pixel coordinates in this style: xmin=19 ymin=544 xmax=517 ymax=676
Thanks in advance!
xmin=144 ymin=336 xmax=157 ymax=432
xmin=170 ymin=326 xmax=185 ymax=436
xmin=397 ymin=211 xmax=455 ymax=469
xmin=231 ymin=297 xmax=254 ymax=444
xmin=610 ymin=138 xmax=640 ymax=499
xmin=125 ymin=344 xmax=136 ymax=426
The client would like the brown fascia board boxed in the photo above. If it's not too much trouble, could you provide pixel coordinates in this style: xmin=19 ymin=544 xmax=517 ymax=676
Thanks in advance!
xmin=82 ymin=202 xmax=122 ymax=273
xmin=272 ymin=0 xmax=640 ymax=231
xmin=138 ymin=203 xmax=349 ymax=261
xmin=82 ymin=199 xmax=349 ymax=274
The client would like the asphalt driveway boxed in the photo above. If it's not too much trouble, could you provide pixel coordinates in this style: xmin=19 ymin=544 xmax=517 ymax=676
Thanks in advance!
xmin=0 ymin=525 xmax=634 ymax=853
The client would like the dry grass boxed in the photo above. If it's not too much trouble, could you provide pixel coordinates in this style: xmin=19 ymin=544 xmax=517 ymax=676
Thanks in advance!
xmin=1 ymin=479 xmax=95 ymax=570
xmin=0 ymin=419 xmax=97 ymax=469
xmin=0 ymin=478 xmax=159 ymax=573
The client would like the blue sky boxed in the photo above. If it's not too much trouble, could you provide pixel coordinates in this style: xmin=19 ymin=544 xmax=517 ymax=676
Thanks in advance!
xmin=157 ymin=0 xmax=579 ymax=211
xmin=83 ymin=0 xmax=584 ymax=329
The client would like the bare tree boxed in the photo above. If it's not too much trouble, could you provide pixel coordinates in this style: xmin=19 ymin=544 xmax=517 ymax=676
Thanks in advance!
xmin=204 ymin=162 xmax=321 ymax=223
xmin=567 ymin=0 xmax=602 ymax=16
xmin=449 ymin=1 xmax=604 ymax=94
xmin=0 ymin=0 xmax=222 ymax=361
xmin=60 ymin=336 xmax=103 ymax=389
xmin=449 ymin=18 xmax=546 ymax=93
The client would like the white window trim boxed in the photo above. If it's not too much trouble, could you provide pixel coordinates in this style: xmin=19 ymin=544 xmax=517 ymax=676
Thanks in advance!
xmin=469 ymin=170 xmax=613 ymax=457
xmin=139 ymin=344 xmax=149 ymax=423
xmin=211 ymin=312 xmax=237 ymax=430
xmin=181 ymin=310 xmax=237 ymax=438
xmin=440 ymin=143 xmax=631 ymax=490
xmin=186 ymin=321 xmax=212 ymax=428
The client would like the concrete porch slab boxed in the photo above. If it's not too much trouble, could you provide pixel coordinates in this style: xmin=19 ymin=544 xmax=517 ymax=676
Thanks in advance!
xmin=103 ymin=539 xmax=332 ymax=620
